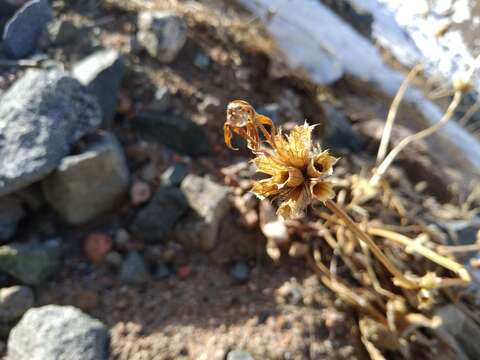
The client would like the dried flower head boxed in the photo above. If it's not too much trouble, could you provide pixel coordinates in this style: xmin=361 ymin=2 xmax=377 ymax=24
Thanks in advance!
xmin=224 ymin=100 xmax=274 ymax=151
xmin=224 ymin=100 xmax=337 ymax=219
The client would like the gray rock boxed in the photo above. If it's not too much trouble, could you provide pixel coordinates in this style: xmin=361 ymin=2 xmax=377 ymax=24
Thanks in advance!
xmin=436 ymin=305 xmax=480 ymax=360
xmin=131 ymin=186 xmax=189 ymax=242
xmin=120 ymin=252 xmax=149 ymax=285
xmin=0 ymin=196 xmax=24 ymax=243
xmin=173 ymin=175 xmax=230 ymax=251
xmin=154 ymin=262 xmax=171 ymax=280
xmin=0 ymin=239 xmax=61 ymax=285
xmin=443 ymin=219 xmax=480 ymax=246
xmin=137 ymin=10 xmax=187 ymax=63
xmin=42 ymin=132 xmax=130 ymax=224
xmin=73 ymin=49 xmax=125 ymax=127
xmin=148 ymin=87 xmax=171 ymax=113
xmin=193 ymin=52 xmax=210 ymax=69
xmin=160 ymin=163 xmax=188 ymax=187
xmin=48 ymin=19 xmax=80 ymax=46
xmin=7 ymin=305 xmax=109 ymax=360
xmin=227 ymin=350 xmax=255 ymax=360
xmin=133 ymin=112 xmax=210 ymax=156
xmin=0 ymin=286 xmax=34 ymax=323
xmin=0 ymin=69 xmax=102 ymax=196
xmin=2 ymin=0 xmax=52 ymax=58
xmin=230 ymin=262 xmax=249 ymax=283
xmin=321 ymin=104 xmax=363 ymax=153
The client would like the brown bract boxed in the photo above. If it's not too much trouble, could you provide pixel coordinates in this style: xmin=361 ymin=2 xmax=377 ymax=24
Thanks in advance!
xmin=224 ymin=100 xmax=337 ymax=219
xmin=224 ymin=100 xmax=274 ymax=151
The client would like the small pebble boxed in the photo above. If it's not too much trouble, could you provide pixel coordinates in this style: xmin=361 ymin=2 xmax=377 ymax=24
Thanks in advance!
xmin=114 ymin=228 xmax=130 ymax=248
xmin=177 ymin=265 xmax=191 ymax=280
xmin=120 ymin=251 xmax=149 ymax=285
xmin=193 ymin=52 xmax=210 ymax=69
xmin=160 ymin=163 xmax=188 ymax=187
xmin=130 ymin=180 xmax=151 ymax=206
xmin=149 ymin=87 xmax=171 ymax=113
xmin=84 ymin=233 xmax=113 ymax=264
xmin=105 ymin=251 xmax=123 ymax=268
xmin=226 ymin=349 xmax=254 ymax=360
xmin=230 ymin=262 xmax=250 ymax=283
xmin=154 ymin=262 xmax=171 ymax=280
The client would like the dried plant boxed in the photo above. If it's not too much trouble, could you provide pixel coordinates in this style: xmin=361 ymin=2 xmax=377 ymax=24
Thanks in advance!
xmin=223 ymin=99 xmax=473 ymax=358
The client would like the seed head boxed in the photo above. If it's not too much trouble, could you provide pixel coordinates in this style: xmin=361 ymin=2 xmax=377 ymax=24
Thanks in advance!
xmin=224 ymin=100 xmax=337 ymax=219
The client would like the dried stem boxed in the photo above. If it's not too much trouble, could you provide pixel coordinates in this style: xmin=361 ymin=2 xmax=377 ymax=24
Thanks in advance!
xmin=325 ymin=199 xmax=418 ymax=289
xmin=367 ymin=227 xmax=471 ymax=284
xmin=376 ymin=64 xmax=423 ymax=165
xmin=370 ymin=90 xmax=463 ymax=187
xmin=306 ymin=252 xmax=388 ymax=325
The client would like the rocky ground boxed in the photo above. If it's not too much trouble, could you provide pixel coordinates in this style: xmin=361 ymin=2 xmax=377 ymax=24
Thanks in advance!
xmin=0 ymin=0 xmax=479 ymax=360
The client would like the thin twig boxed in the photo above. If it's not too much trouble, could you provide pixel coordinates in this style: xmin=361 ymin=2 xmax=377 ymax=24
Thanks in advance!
xmin=376 ymin=64 xmax=423 ymax=165
xmin=370 ymin=90 xmax=463 ymax=187
xmin=367 ymin=227 xmax=471 ymax=283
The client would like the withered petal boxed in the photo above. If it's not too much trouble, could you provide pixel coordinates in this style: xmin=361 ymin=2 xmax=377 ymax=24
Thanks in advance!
xmin=253 ymin=155 xmax=288 ymax=176
xmin=306 ymin=151 xmax=337 ymax=178
xmin=280 ymin=167 xmax=304 ymax=188
xmin=277 ymin=186 xmax=310 ymax=219
xmin=223 ymin=123 xmax=237 ymax=150
xmin=309 ymin=180 xmax=335 ymax=202
xmin=251 ymin=178 xmax=282 ymax=199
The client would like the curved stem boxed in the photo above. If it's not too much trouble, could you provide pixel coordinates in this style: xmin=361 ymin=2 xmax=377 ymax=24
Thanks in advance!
xmin=325 ymin=199 xmax=418 ymax=289
xmin=370 ymin=90 xmax=463 ymax=187
xmin=377 ymin=64 xmax=423 ymax=165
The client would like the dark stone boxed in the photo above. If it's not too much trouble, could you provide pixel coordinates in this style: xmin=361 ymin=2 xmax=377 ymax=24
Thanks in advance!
xmin=442 ymin=219 xmax=480 ymax=246
xmin=230 ymin=262 xmax=250 ymax=283
xmin=154 ymin=262 xmax=171 ymax=280
xmin=322 ymin=104 xmax=363 ymax=153
xmin=120 ymin=251 xmax=149 ymax=285
xmin=133 ymin=112 xmax=210 ymax=156
xmin=160 ymin=163 xmax=188 ymax=187
xmin=0 ymin=195 xmax=24 ymax=243
xmin=2 ymin=0 xmax=53 ymax=58
xmin=131 ymin=186 xmax=189 ymax=242
xmin=321 ymin=0 xmax=373 ymax=39
xmin=73 ymin=49 xmax=125 ymax=127
xmin=48 ymin=19 xmax=80 ymax=46
xmin=148 ymin=87 xmax=171 ymax=113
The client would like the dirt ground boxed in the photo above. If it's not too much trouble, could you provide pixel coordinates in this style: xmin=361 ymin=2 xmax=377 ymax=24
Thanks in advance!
xmin=1 ymin=0 xmax=479 ymax=359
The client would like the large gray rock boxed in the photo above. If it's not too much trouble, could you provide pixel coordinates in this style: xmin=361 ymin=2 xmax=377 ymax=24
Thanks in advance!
xmin=0 ymin=286 xmax=34 ymax=323
xmin=42 ymin=133 xmax=130 ymax=225
xmin=0 ymin=69 xmax=102 ymax=196
xmin=0 ymin=196 xmax=24 ymax=243
xmin=7 ymin=305 xmax=109 ymax=360
xmin=2 ymin=0 xmax=52 ymax=58
xmin=137 ymin=10 xmax=187 ymax=63
xmin=131 ymin=186 xmax=189 ymax=242
xmin=73 ymin=49 xmax=125 ymax=127
xmin=173 ymin=175 xmax=230 ymax=251
xmin=0 ymin=240 xmax=61 ymax=285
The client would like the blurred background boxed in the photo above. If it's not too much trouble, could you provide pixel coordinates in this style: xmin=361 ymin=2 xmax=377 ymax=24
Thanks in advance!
xmin=0 ymin=0 xmax=479 ymax=359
